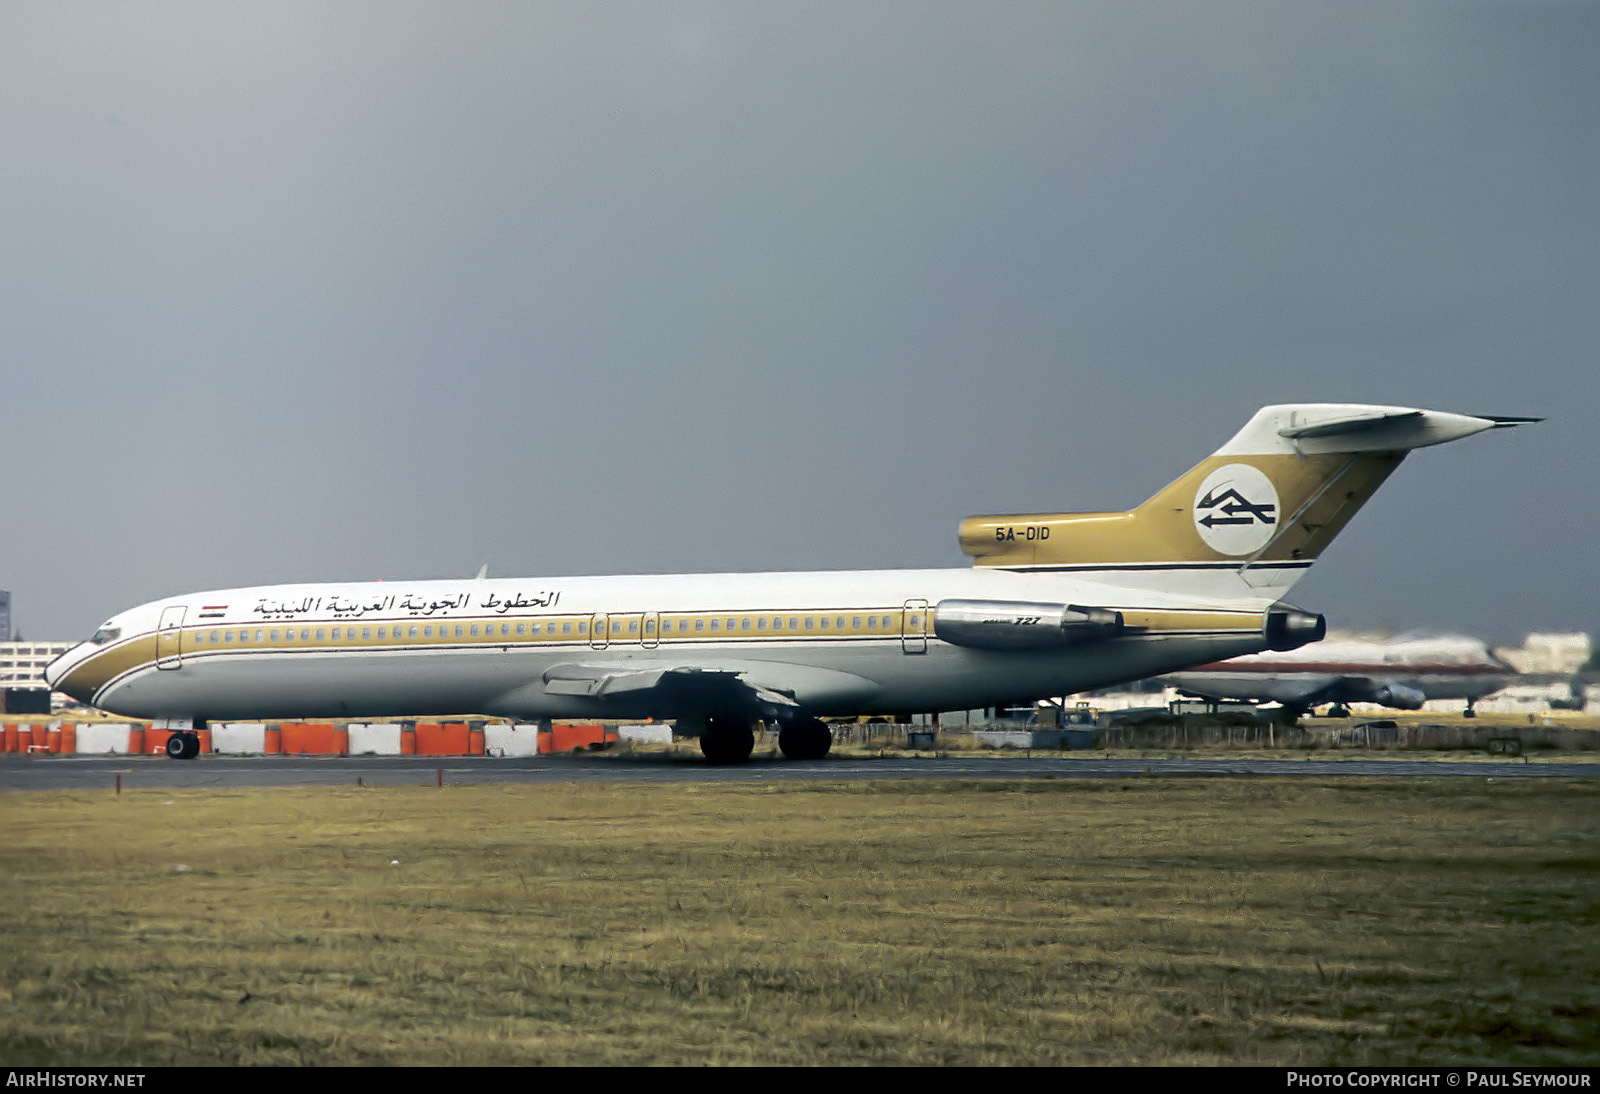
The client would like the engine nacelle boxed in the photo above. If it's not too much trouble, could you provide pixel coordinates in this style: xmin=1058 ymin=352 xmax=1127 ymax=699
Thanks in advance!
xmin=1265 ymin=607 xmax=1327 ymax=651
xmin=933 ymin=599 xmax=1123 ymax=651
xmin=1371 ymin=683 xmax=1427 ymax=710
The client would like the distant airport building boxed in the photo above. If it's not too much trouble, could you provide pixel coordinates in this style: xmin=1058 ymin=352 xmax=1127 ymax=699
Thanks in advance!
xmin=0 ymin=590 xmax=10 ymax=642
xmin=0 ymin=641 xmax=74 ymax=712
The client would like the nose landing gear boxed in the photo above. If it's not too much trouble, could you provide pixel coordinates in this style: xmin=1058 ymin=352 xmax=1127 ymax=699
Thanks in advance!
xmin=164 ymin=730 xmax=201 ymax=760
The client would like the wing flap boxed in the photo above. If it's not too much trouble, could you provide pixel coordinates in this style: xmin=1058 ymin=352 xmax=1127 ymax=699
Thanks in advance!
xmin=542 ymin=663 xmax=674 ymax=697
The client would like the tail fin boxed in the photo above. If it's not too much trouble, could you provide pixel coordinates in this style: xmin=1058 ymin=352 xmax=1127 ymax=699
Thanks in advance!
xmin=959 ymin=404 xmax=1535 ymax=596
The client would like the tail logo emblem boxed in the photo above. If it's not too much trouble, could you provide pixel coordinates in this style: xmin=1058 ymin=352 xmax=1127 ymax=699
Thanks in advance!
xmin=1193 ymin=464 xmax=1279 ymax=555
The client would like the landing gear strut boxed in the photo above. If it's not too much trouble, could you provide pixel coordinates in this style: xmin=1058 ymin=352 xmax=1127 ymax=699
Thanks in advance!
xmin=778 ymin=717 xmax=832 ymax=761
xmin=699 ymin=716 xmax=755 ymax=765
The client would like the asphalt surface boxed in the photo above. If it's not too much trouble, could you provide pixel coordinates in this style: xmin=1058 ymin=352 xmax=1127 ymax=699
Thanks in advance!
xmin=2 ymin=751 xmax=1596 ymax=792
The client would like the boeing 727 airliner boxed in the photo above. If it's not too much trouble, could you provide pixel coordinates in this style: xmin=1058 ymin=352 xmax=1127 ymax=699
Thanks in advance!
xmin=46 ymin=403 xmax=1534 ymax=762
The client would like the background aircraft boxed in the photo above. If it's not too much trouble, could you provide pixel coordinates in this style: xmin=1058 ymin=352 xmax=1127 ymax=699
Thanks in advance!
xmin=1159 ymin=632 xmax=1518 ymax=718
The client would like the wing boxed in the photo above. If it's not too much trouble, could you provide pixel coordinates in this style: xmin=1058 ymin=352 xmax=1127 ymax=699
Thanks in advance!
xmin=1332 ymin=677 xmax=1427 ymax=710
xmin=541 ymin=663 xmax=801 ymax=710
xmin=489 ymin=658 xmax=882 ymax=720
xmin=1168 ymin=672 xmax=1343 ymax=706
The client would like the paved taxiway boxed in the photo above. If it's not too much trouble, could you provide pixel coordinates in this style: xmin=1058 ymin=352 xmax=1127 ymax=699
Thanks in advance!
xmin=2 ymin=752 xmax=1596 ymax=792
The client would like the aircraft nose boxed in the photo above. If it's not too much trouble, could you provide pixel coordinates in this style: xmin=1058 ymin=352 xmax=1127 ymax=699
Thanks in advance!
xmin=43 ymin=650 xmax=65 ymax=689
xmin=43 ymin=643 xmax=88 ymax=693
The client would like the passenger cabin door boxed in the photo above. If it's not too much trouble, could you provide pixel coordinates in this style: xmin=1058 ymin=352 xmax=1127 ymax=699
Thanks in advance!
xmin=901 ymin=599 xmax=929 ymax=655
xmin=589 ymin=613 xmax=608 ymax=650
xmin=156 ymin=605 xmax=187 ymax=670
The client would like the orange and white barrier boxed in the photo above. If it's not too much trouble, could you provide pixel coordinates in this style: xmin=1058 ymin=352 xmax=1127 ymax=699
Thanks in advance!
xmin=346 ymin=723 xmax=403 ymax=755
xmin=543 ymin=723 xmax=615 ymax=754
xmin=1 ymin=717 xmax=614 ymax=756
xmin=211 ymin=723 xmax=268 ymax=754
xmin=279 ymin=722 xmax=343 ymax=755
xmin=619 ymin=724 xmax=673 ymax=744
xmin=486 ymin=724 xmax=541 ymax=757
xmin=75 ymin=722 xmax=137 ymax=754
xmin=415 ymin=722 xmax=471 ymax=756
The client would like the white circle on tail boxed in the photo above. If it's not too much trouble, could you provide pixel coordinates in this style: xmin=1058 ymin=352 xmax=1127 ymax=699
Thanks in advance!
xmin=1193 ymin=464 xmax=1280 ymax=556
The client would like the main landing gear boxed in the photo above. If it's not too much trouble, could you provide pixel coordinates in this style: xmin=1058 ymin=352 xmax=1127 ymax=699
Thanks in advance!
xmin=778 ymin=717 xmax=832 ymax=761
xmin=695 ymin=716 xmax=835 ymax=763
xmin=699 ymin=716 xmax=756 ymax=765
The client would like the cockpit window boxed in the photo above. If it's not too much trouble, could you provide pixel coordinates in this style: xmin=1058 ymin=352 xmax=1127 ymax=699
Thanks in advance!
xmin=91 ymin=627 xmax=121 ymax=645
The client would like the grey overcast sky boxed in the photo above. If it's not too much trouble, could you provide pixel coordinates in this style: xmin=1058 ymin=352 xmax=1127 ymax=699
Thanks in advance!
xmin=2 ymin=2 xmax=1594 ymax=647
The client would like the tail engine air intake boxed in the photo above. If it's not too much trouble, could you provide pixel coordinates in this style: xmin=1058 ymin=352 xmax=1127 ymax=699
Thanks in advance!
xmin=933 ymin=600 xmax=1124 ymax=651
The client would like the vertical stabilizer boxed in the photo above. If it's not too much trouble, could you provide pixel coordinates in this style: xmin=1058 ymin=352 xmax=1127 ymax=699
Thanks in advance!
xmin=958 ymin=404 xmax=1535 ymax=598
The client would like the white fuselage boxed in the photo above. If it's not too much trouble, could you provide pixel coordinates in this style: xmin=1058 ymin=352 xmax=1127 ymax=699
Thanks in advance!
xmin=47 ymin=566 xmax=1281 ymax=723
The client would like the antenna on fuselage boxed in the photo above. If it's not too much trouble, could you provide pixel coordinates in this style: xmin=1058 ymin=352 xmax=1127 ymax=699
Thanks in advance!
xmin=474 ymin=564 xmax=488 ymax=581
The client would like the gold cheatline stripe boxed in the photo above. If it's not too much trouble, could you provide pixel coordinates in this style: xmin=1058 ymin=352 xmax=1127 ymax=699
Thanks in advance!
xmin=72 ymin=604 xmax=1267 ymax=698
xmin=181 ymin=606 xmax=919 ymax=648
xmin=59 ymin=635 xmax=159 ymax=698
xmin=1120 ymin=610 xmax=1266 ymax=632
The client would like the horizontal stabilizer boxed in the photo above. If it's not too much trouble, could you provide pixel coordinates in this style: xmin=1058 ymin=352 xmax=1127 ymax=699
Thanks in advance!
xmin=1276 ymin=409 xmax=1423 ymax=440
xmin=1249 ymin=405 xmax=1534 ymax=455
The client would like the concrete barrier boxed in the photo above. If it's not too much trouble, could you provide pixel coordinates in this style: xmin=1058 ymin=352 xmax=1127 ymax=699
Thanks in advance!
xmin=619 ymin=724 xmax=673 ymax=744
xmin=280 ymin=722 xmax=342 ymax=755
xmin=547 ymin=723 xmax=613 ymax=753
xmin=485 ymin=724 xmax=540 ymax=757
xmin=347 ymin=723 xmax=403 ymax=755
xmin=75 ymin=723 xmax=133 ymax=754
xmin=415 ymin=722 xmax=469 ymax=755
xmin=212 ymin=723 xmax=268 ymax=754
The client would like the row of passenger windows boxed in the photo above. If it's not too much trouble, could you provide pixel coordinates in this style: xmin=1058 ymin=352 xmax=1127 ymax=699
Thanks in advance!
xmin=186 ymin=613 xmax=916 ymax=646
xmin=653 ymin=614 xmax=903 ymax=634
xmin=193 ymin=623 xmax=547 ymax=644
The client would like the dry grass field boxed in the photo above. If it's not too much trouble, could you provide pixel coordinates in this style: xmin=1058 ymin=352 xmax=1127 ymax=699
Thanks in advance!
xmin=1 ymin=776 xmax=1596 ymax=1066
